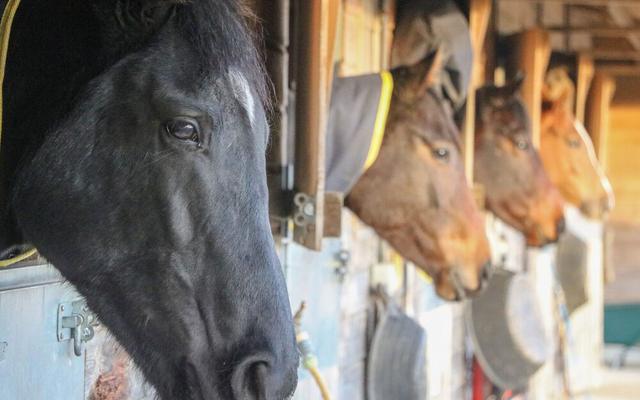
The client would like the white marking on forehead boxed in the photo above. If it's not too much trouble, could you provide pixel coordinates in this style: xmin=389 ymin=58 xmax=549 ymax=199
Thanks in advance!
xmin=228 ymin=70 xmax=256 ymax=127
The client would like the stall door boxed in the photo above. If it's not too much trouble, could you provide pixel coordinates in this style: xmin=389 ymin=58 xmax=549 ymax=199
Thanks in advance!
xmin=0 ymin=264 xmax=87 ymax=400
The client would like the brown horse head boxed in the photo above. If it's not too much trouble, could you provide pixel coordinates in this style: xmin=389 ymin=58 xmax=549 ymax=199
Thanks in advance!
xmin=474 ymin=77 xmax=565 ymax=247
xmin=346 ymin=52 xmax=491 ymax=301
xmin=541 ymin=68 xmax=614 ymax=219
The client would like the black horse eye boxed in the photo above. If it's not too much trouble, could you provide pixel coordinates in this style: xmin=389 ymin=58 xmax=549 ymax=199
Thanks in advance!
xmin=165 ymin=118 xmax=200 ymax=143
xmin=433 ymin=147 xmax=450 ymax=161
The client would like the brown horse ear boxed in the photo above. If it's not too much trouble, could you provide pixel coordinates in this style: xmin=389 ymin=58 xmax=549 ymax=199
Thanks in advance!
xmin=415 ymin=47 xmax=445 ymax=95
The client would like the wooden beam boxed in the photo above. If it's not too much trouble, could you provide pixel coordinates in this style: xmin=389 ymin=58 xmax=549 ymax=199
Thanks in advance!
xmin=575 ymin=54 xmax=595 ymax=124
xmin=597 ymin=65 xmax=640 ymax=75
xmin=503 ymin=0 xmax=640 ymax=5
xmin=587 ymin=50 xmax=640 ymax=61
xmin=464 ymin=0 xmax=492 ymax=183
xmin=293 ymin=0 xmax=340 ymax=250
xmin=505 ymin=28 xmax=551 ymax=149
xmin=586 ymin=72 xmax=616 ymax=167
xmin=547 ymin=26 xmax=640 ymax=36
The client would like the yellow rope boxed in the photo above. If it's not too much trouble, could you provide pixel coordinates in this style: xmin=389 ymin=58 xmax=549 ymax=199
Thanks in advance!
xmin=364 ymin=70 xmax=394 ymax=170
xmin=0 ymin=0 xmax=21 ymax=142
xmin=0 ymin=248 xmax=36 ymax=268
xmin=0 ymin=0 xmax=37 ymax=268
xmin=308 ymin=365 xmax=332 ymax=400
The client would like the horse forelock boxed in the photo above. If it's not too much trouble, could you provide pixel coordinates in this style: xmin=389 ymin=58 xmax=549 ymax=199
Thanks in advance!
xmin=176 ymin=0 xmax=269 ymax=109
xmin=402 ymin=88 xmax=462 ymax=151
xmin=477 ymin=85 xmax=531 ymax=137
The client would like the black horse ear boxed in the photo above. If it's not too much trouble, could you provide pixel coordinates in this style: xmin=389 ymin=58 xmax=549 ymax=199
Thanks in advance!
xmin=133 ymin=0 xmax=180 ymax=27
xmin=509 ymin=71 xmax=525 ymax=92
xmin=413 ymin=46 xmax=445 ymax=95
xmin=101 ymin=0 xmax=181 ymax=30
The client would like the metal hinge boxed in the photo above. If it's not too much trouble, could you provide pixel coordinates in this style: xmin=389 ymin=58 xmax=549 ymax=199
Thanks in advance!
xmin=57 ymin=300 xmax=99 ymax=357
xmin=293 ymin=193 xmax=316 ymax=228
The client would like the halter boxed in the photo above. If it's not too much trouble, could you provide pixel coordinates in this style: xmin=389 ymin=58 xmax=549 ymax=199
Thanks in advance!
xmin=364 ymin=70 xmax=394 ymax=170
xmin=0 ymin=0 xmax=38 ymax=268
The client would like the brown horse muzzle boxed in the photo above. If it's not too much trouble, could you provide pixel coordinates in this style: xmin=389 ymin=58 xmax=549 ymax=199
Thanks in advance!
xmin=521 ymin=164 xmax=566 ymax=247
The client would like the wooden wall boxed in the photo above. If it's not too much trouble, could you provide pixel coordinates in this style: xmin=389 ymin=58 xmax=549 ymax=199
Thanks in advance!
xmin=604 ymin=76 xmax=640 ymax=304
xmin=607 ymin=103 xmax=640 ymax=226
xmin=338 ymin=0 xmax=394 ymax=76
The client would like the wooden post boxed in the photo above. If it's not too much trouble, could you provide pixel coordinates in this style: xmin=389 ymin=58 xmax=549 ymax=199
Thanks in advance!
xmin=586 ymin=72 xmax=616 ymax=167
xmin=575 ymin=54 xmax=595 ymax=124
xmin=293 ymin=0 xmax=340 ymax=250
xmin=464 ymin=0 xmax=492 ymax=183
xmin=506 ymin=28 xmax=551 ymax=149
xmin=251 ymin=0 xmax=290 ymax=226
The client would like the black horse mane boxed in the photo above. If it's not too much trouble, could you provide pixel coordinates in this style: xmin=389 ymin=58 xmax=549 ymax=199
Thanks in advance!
xmin=176 ymin=0 xmax=269 ymax=107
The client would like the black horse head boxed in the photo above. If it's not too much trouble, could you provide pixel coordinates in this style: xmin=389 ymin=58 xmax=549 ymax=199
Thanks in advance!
xmin=1 ymin=0 xmax=297 ymax=398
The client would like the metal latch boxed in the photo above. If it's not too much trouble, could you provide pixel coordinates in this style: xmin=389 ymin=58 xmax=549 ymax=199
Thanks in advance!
xmin=57 ymin=300 xmax=99 ymax=357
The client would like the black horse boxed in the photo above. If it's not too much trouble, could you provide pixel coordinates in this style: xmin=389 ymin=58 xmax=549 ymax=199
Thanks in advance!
xmin=0 ymin=1 xmax=297 ymax=399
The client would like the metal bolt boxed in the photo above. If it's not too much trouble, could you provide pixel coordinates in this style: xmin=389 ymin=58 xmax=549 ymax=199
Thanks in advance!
xmin=60 ymin=305 xmax=65 ymax=312
xmin=337 ymin=249 xmax=351 ymax=264
xmin=59 ymin=333 xmax=64 ymax=340
xmin=0 ymin=342 xmax=7 ymax=362
xmin=303 ymin=202 xmax=315 ymax=217
xmin=335 ymin=265 xmax=348 ymax=280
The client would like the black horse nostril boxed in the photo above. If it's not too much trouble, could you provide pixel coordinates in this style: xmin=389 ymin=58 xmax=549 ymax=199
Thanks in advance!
xmin=481 ymin=262 xmax=492 ymax=280
xmin=231 ymin=355 xmax=297 ymax=400
xmin=231 ymin=358 xmax=271 ymax=400
xmin=556 ymin=217 xmax=566 ymax=235
xmin=478 ymin=262 xmax=492 ymax=291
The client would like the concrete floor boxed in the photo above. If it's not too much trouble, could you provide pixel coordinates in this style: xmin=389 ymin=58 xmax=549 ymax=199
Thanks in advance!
xmin=576 ymin=346 xmax=640 ymax=400
xmin=580 ymin=367 xmax=640 ymax=400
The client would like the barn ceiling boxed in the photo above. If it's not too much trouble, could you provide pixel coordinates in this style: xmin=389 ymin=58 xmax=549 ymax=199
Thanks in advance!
xmin=498 ymin=0 xmax=640 ymax=75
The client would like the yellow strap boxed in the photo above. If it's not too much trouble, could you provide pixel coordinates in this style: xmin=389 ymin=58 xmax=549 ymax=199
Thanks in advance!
xmin=416 ymin=268 xmax=433 ymax=284
xmin=390 ymin=250 xmax=433 ymax=285
xmin=364 ymin=70 xmax=393 ymax=170
xmin=0 ymin=0 xmax=37 ymax=268
xmin=0 ymin=247 xmax=37 ymax=268
xmin=0 ymin=0 xmax=21 ymax=144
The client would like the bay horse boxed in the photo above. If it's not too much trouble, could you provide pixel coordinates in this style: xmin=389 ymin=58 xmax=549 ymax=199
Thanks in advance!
xmin=327 ymin=52 xmax=491 ymax=301
xmin=541 ymin=67 xmax=614 ymax=219
xmin=0 ymin=1 xmax=297 ymax=399
xmin=474 ymin=77 xmax=566 ymax=247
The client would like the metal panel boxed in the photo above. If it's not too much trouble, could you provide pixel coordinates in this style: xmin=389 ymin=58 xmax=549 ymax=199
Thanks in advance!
xmin=285 ymin=239 xmax=343 ymax=399
xmin=0 ymin=264 xmax=85 ymax=400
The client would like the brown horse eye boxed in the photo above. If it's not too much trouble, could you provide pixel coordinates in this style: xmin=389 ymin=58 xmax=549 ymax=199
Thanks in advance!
xmin=165 ymin=119 xmax=200 ymax=143
xmin=567 ymin=138 xmax=581 ymax=148
xmin=515 ymin=138 xmax=529 ymax=151
xmin=433 ymin=147 xmax=450 ymax=161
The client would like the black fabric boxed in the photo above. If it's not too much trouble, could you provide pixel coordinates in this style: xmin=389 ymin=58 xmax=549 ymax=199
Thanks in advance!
xmin=392 ymin=0 xmax=472 ymax=111
xmin=325 ymin=73 xmax=383 ymax=193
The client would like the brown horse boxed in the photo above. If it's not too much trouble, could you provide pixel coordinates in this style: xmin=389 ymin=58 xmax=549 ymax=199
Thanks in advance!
xmin=474 ymin=77 xmax=565 ymax=247
xmin=540 ymin=68 xmax=614 ymax=219
xmin=329 ymin=52 xmax=491 ymax=301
